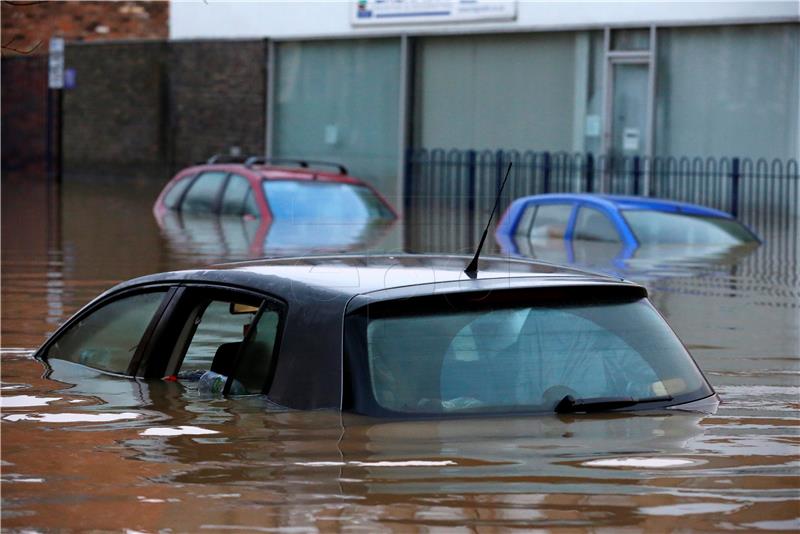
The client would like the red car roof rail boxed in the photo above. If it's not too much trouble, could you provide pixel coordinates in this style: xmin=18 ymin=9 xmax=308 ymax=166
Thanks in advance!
xmin=203 ymin=154 xmax=350 ymax=175
xmin=243 ymin=157 xmax=348 ymax=175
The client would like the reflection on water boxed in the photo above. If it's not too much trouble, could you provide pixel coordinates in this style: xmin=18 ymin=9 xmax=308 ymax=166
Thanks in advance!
xmin=499 ymin=233 xmax=762 ymax=281
xmin=2 ymin=176 xmax=799 ymax=530
xmin=157 ymin=210 xmax=400 ymax=262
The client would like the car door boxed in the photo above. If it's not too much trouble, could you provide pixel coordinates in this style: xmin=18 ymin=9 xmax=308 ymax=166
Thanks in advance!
xmin=40 ymin=284 xmax=286 ymax=397
xmin=39 ymin=287 xmax=175 ymax=375
xmin=138 ymin=285 xmax=286 ymax=396
xmin=571 ymin=204 xmax=628 ymax=266
xmin=512 ymin=201 xmax=577 ymax=263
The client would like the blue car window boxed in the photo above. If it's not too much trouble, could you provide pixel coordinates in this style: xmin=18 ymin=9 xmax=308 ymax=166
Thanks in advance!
xmin=45 ymin=290 xmax=168 ymax=374
xmin=263 ymin=181 xmax=394 ymax=222
xmin=529 ymin=204 xmax=572 ymax=239
xmin=182 ymin=172 xmax=227 ymax=213
xmin=622 ymin=210 xmax=757 ymax=245
xmin=366 ymin=299 xmax=708 ymax=414
xmin=574 ymin=207 xmax=621 ymax=242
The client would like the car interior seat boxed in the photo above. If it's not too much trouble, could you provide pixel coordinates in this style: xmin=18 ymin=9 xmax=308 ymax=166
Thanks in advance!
xmin=210 ymin=341 xmax=241 ymax=376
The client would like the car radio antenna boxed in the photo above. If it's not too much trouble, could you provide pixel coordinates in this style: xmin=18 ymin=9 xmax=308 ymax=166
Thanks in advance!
xmin=464 ymin=161 xmax=513 ymax=279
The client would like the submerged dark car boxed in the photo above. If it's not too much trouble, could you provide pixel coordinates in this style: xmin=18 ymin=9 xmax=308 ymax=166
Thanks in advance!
xmin=34 ymin=255 xmax=718 ymax=417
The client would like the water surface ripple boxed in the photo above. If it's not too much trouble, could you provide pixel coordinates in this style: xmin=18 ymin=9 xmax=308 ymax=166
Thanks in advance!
xmin=1 ymin=178 xmax=798 ymax=531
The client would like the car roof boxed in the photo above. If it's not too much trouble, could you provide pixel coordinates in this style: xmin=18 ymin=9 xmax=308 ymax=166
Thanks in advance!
xmin=519 ymin=193 xmax=733 ymax=218
xmin=179 ymin=163 xmax=365 ymax=186
xmin=111 ymin=254 xmax=640 ymax=305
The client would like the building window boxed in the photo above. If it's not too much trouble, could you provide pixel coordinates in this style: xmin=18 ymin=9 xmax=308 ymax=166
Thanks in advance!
xmin=272 ymin=38 xmax=402 ymax=201
xmin=655 ymin=23 xmax=800 ymax=160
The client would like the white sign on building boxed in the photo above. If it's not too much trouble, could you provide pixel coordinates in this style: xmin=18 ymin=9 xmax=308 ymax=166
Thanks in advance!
xmin=351 ymin=0 xmax=516 ymax=26
xmin=48 ymin=37 xmax=65 ymax=89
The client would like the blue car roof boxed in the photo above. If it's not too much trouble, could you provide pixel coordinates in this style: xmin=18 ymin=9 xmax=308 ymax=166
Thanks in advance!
xmin=515 ymin=193 xmax=734 ymax=218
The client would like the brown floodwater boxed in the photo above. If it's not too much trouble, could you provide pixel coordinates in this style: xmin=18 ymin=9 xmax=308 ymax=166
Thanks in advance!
xmin=2 ymin=176 xmax=799 ymax=531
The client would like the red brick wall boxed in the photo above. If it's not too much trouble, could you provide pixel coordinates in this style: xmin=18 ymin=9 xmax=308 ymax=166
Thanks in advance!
xmin=59 ymin=39 xmax=267 ymax=179
xmin=62 ymin=41 xmax=170 ymax=178
xmin=1 ymin=1 xmax=168 ymax=57
xmin=1 ymin=55 xmax=48 ymax=176
xmin=168 ymin=41 xmax=267 ymax=169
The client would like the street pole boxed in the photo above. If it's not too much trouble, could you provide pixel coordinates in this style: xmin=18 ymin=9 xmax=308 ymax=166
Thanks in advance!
xmin=47 ymin=37 xmax=65 ymax=185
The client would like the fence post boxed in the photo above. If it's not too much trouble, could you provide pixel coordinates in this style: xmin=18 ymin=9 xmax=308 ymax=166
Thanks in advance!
xmin=730 ymin=157 xmax=740 ymax=218
xmin=403 ymin=147 xmax=414 ymax=218
xmin=466 ymin=150 xmax=477 ymax=245
xmin=495 ymin=149 xmax=505 ymax=194
xmin=585 ymin=153 xmax=594 ymax=193
xmin=542 ymin=151 xmax=551 ymax=193
xmin=632 ymin=156 xmax=641 ymax=196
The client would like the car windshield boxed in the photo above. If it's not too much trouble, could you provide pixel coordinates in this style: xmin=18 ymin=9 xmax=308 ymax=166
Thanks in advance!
xmin=263 ymin=180 xmax=394 ymax=221
xmin=365 ymin=298 xmax=710 ymax=415
xmin=622 ymin=209 xmax=757 ymax=245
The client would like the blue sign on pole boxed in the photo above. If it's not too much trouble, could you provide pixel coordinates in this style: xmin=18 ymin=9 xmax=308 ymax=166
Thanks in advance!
xmin=64 ymin=68 xmax=76 ymax=89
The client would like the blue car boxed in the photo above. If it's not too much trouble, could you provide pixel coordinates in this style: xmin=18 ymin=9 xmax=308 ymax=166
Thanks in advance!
xmin=495 ymin=194 xmax=759 ymax=272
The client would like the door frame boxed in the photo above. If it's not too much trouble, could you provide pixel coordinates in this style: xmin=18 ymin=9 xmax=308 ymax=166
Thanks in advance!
xmin=601 ymin=26 xmax=657 ymax=194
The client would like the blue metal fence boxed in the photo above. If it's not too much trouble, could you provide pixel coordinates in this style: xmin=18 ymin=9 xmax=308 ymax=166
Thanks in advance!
xmin=405 ymin=148 xmax=799 ymax=259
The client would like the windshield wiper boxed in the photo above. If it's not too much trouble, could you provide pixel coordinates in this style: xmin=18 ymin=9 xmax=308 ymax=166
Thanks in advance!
xmin=555 ymin=395 xmax=672 ymax=414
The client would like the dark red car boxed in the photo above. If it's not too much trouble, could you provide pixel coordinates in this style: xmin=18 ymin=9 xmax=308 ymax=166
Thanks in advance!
xmin=153 ymin=156 xmax=398 ymax=224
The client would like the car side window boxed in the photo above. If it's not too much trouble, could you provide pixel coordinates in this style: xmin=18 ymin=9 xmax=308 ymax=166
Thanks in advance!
xmin=574 ymin=207 xmax=621 ymax=242
xmin=163 ymin=176 xmax=193 ymax=209
xmin=220 ymin=174 xmax=258 ymax=217
xmin=45 ymin=290 xmax=168 ymax=374
xmin=181 ymin=171 xmax=227 ymax=213
xmin=529 ymin=204 xmax=573 ymax=239
xmin=514 ymin=205 xmax=537 ymax=236
xmin=171 ymin=296 xmax=282 ymax=395
xmin=233 ymin=309 xmax=280 ymax=393
xmin=243 ymin=189 xmax=259 ymax=217
xmin=180 ymin=301 xmax=254 ymax=373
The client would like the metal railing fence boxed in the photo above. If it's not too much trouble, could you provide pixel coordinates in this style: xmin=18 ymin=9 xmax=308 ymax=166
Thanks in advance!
xmin=404 ymin=148 xmax=799 ymax=266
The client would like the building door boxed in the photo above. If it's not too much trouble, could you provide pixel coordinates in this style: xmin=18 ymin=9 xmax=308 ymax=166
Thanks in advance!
xmin=602 ymin=28 xmax=655 ymax=193
xmin=611 ymin=62 xmax=649 ymax=160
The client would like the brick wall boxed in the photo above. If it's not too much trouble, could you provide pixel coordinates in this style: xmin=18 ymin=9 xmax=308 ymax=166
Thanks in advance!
xmin=62 ymin=41 xmax=169 ymax=178
xmin=168 ymin=40 xmax=267 ymax=168
xmin=3 ymin=38 xmax=267 ymax=180
xmin=1 ymin=55 xmax=48 ymax=176
xmin=1 ymin=1 xmax=167 ymax=57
